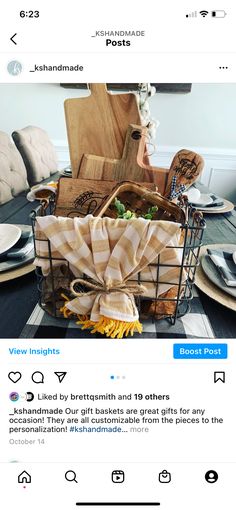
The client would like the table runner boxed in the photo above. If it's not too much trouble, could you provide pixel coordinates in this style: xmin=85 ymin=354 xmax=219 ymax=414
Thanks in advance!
xmin=19 ymin=287 xmax=215 ymax=339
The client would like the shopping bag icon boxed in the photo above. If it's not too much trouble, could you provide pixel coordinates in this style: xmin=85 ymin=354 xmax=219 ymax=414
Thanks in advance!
xmin=159 ymin=470 xmax=171 ymax=483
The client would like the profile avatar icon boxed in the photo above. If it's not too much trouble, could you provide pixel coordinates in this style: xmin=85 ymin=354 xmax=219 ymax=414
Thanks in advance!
xmin=9 ymin=392 xmax=19 ymax=402
xmin=7 ymin=60 xmax=23 ymax=76
xmin=205 ymin=470 xmax=218 ymax=483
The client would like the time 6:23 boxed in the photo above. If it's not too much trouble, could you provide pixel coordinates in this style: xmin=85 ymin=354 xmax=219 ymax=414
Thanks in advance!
xmin=20 ymin=11 xmax=40 ymax=18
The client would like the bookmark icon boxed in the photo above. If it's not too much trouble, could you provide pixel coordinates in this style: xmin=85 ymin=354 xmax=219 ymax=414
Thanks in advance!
xmin=214 ymin=371 xmax=225 ymax=383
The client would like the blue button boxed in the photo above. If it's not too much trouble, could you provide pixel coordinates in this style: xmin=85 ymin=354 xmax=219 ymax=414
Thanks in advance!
xmin=173 ymin=343 xmax=228 ymax=359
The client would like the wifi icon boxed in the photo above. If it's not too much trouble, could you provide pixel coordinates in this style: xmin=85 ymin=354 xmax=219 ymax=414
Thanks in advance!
xmin=199 ymin=10 xmax=209 ymax=17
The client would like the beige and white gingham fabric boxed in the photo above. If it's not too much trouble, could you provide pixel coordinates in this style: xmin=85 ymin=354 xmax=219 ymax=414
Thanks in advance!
xmin=35 ymin=215 xmax=183 ymax=323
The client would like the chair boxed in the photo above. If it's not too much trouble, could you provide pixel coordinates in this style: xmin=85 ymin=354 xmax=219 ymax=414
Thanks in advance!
xmin=12 ymin=126 xmax=58 ymax=186
xmin=0 ymin=131 xmax=29 ymax=205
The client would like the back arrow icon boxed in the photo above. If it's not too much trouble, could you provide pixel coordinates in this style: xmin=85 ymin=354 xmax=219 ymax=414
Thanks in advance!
xmin=10 ymin=33 xmax=17 ymax=45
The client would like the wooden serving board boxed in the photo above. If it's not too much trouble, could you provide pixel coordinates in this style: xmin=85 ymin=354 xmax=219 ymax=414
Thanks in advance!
xmin=79 ymin=124 xmax=169 ymax=195
xmin=64 ymin=84 xmax=148 ymax=178
xmin=54 ymin=178 xmax=157 ymax=218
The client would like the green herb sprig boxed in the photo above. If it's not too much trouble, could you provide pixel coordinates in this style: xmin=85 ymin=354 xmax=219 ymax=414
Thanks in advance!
xmin=114 ymin=198 xmax=158 ymax=220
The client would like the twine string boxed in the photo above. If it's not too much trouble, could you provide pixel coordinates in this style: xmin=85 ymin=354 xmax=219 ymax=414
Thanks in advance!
xmin=70 ymin=278 xmax=146 ymax=298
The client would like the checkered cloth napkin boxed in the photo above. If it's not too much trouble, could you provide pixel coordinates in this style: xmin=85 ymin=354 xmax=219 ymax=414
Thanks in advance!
xmin=207 ymin=248 xmax=236 ymax=287
xmin=35 ymin=215 xmax=183 ymax=338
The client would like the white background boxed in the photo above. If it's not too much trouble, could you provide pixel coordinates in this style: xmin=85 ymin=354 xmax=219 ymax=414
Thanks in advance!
xmin=0 ymin=339 xmax=235 ymax=510
xmin=1 ymin=1 xmax=236 ymax=508
xmin=0 ymin=339 xmax=234 ymax=464
xmin=0 ymin=1 xmax=235 ymax=53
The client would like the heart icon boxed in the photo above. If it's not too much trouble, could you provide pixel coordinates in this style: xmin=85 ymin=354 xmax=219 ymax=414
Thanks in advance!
xmin=8 ymin=372 xmax=22 ymax=383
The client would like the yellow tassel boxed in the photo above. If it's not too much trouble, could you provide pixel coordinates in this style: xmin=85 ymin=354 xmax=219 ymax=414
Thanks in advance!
xmin=59 ymin=304 xmax=74 ymax=319
xmin=76 ymin=315 xmax=143 ymax=339
xmin=61 ymin=293 xmax=70 ymax=302
xmin=60 ymin=293 xmax=76 ymax=319
xmin=59 ymin=296 xmax=142 ymax=338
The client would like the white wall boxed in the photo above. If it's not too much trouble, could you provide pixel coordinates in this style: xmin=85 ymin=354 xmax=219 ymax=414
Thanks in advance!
xmin=151 ymin=83 xmax=236 ymax=149
xmin=0 ymin=83 xmax=236 ymax=147
xmin=0 ymin=83 xmax=236 ymax=201
xmin=0 ymin=84 xmax=88 ymax=140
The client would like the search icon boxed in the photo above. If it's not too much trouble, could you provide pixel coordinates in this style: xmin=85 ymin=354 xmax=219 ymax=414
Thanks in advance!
xmin=65 ymin=470 xmax=78 ymax=483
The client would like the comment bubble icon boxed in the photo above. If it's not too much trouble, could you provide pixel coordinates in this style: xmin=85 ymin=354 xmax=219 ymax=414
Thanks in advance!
xmin=31 ymin=371 xmax=44 ymax=384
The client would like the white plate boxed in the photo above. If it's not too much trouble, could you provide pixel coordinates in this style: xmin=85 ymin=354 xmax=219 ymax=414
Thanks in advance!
xmin=196 ymin=203 xmax=226 ymax=212
xmin=60 ymin=169 xmax=72 ymax=177
xmin=191 ymin=193 xmax=213 ymax=207
xmin=0 ymin=224 xmax=21 ymax=255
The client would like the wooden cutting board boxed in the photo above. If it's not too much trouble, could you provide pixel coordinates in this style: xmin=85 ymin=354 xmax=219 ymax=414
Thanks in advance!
xmin=54 ymin=177 xmax=157 ymax=218
xmin=64 ymin=83 xmax=148 ymax=178
xmin=79 ymin=124 xmax=169 ymax=195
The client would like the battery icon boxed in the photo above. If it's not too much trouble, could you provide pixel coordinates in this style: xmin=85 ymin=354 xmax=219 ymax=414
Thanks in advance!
xmin=212 ymin=10 xmax=227 ymax=17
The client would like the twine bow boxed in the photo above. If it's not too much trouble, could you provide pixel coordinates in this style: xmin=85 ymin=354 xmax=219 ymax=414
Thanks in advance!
xmin=70 ymin=278 xmax=146 ymax=298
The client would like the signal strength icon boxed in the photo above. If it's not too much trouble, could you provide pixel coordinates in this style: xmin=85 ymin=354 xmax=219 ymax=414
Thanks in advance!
xmin=199 ymin=10 xmax=209 ymax=17
xmin=186 ymin=11 xmax=197 ymax=18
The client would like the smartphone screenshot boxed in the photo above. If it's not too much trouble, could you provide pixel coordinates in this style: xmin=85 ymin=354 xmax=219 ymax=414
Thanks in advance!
xmin=0 ymin=1 xmax=235 ymax=509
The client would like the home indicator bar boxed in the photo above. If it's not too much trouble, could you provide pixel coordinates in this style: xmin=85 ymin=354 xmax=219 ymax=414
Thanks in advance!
xmin=76 ymin=504 xmax=161 ymax=507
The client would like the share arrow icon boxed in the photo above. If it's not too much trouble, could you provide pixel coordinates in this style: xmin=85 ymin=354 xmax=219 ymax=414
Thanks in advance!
xmin=54 ymin=372 xmax=67 ymax=383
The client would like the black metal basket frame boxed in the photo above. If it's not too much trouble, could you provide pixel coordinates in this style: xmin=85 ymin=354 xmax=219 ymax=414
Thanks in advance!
xmin=30 ymin=201 xmax=206 ymax=325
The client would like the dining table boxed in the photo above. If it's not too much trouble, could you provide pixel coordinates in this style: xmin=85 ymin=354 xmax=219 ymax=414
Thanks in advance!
xmin=0 ymin=184 xmax=235 ymax=339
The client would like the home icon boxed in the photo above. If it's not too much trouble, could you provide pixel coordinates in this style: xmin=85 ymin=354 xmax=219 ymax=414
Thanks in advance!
xmin=18 ymin=471 xmax=31 ymax=484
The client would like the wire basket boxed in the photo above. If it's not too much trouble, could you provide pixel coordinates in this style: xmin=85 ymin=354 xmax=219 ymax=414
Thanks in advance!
xmin=137 ymin=208 xmax=205 ymax=323
xmin=30 ymin=197 xmax=205 ymax=325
